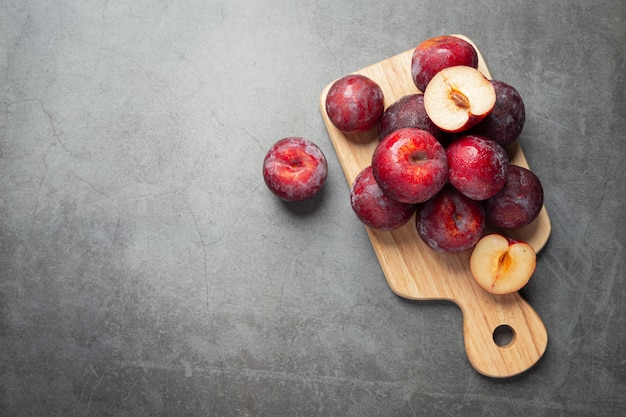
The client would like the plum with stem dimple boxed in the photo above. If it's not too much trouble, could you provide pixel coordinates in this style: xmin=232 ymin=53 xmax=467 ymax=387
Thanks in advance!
xmin=262 ymin=137 xmax=328 ymax=202
xmin=371 ymin=128 xmax=448 ymax=204
xmin=446 ymin=134 xmax=509 ymax=201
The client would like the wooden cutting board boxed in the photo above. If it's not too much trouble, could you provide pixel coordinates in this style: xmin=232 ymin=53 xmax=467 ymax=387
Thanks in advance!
xmin=319 ymin=35 xmax=550 ymax=378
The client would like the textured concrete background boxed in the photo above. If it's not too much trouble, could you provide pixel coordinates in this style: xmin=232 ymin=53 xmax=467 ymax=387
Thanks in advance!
xmin=1 ymin=0 xmax=625 ymax=416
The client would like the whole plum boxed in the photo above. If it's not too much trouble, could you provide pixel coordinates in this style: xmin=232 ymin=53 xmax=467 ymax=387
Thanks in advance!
xmin=262 ymin=137 xmax=328 ymax=202
xmin=325 ymin=74 xmax=385 ymax=134
xmin=472 ymin=80 xmax=526 ymax=146
xmin=486 ymin=165 xmax=544 ymax=229
xmin=378 ymin=93 xmax=452 ymax=145
xmin=446 ymin=134 xmax=509 ymax=201
xmin=350 ymin=166 xmax=416 ymax=231
xmin=411 ymin=35 xmax=479 ymax=92
xmin=371 ymin=128 xmax=448 ymax=204
xmin=416 ymin=185 xmax=486 ymax=254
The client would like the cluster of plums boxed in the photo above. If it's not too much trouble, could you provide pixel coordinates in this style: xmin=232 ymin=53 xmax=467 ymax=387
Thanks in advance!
xmin=263 ymin=35 xmax=545 ymax=294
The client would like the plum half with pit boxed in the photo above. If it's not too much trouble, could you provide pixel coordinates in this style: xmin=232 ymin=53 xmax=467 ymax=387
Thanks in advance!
xmin=423 ymin=65 xmax=496 ymax=133
xmin=486 ymin=165 xmax=544 ymax=229
xmin=416 ymin=185 xmax=486 ymax=254
xmin=378 ymin=93 xmax=452 ymax=145
xmin=350 ymin=166 xmax=417 ymax=231
xmin=325 ymin=74 xmax=385 ymax=134
xmin=470 ymin=234 xmax=536 ymax=294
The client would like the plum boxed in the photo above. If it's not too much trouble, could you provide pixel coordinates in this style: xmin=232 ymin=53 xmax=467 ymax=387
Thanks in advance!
xmin=411 ymin=35 xmax=479 ymax=92
xmin=472 ymin=80 xmax=526 ymax=146
xmin=371 ymin=128 xmax=448 ymax=204
xmin=350 ymin=166 xmax=416 ymax=230
xmin=486 ymin=165 xmax=544 ymax=229
xmin=262 ymin=137 xmax=328 ymax=202
xmin=378 ymin=93 xmax=452 ymax=145
xmin=470 ymin=234 xmax=536 ymax=294
xmin=423 ymin=65 xmax=496 ymax=133
xmin=325 ymin=74 xmax=385 ymax=134
xmin=416 ymin=185 xmax=486 ymax=254
xmin=446 ymin=134 xmax=509 ymax=201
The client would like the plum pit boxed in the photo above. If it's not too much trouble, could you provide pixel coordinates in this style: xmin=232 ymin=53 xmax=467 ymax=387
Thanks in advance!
xmin=449 ymin=87 xmax=470 ymax=110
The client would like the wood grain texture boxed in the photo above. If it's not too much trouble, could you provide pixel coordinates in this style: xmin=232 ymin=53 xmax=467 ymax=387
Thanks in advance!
xmin=319 ymin=35 xmax=550 ymax=378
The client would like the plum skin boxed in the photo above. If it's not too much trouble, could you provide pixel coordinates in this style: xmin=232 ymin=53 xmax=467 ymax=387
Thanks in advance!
xmin=371 ymin=128 xmax=448 ymax=204
xmin=416 ymin=185 xmax=486 ymax=254
xmin=325 ymin=74 xmax=385 ymax=134
xmin=446 ymin=134 xmax=509 ymax=201
xmin=350 ymin=166 xmax=417 ymax=230
xmin=411 ymin=35 xmax=479 ymax=92
xmin=486 ymin=165 xmax=544 ymax=229
xmin=262 ymin=137 xmax=328 ymax=202
xmin=378 ymin=93 xmax=452 ymax=145
xmin=472 ymin=80 xmax=526 ymax=146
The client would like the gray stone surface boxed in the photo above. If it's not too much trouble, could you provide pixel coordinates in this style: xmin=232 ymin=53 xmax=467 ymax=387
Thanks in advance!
xmin=1 ymin=0 xmax=625 ymax=416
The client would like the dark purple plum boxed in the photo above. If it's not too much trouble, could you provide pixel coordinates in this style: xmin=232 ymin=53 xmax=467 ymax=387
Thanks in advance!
xmin=472 ymin=80 xmax=526 ymax=146
xmin=486 ymin=165 xmax=544 ymax=229
xmin=378 ymin=93 xmax=452 ymax=145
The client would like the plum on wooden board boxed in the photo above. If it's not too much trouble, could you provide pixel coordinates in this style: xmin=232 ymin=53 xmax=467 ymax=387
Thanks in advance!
xmin=470 ymin=234 xmax=536 ymax=294
xmin=472 ymin=80 xmax=526 ymax=146
xmin=423 ymin=65 xmax=496 ymax=133
xmin=446 ymin=134 xmax=509 ymax=201
xmin=486 ymin=165 xmax=544 ymax=229
xmin=262 ymin=137 xmax=328 ymax=202
xmin=416 ymin=185 xmax=486 ymax=254
xmin=411 ymin=35 xmax=479 ymax=92
xmin=371 ymin=128 xmax=448 ymax=204
xmin=350 ymin=166 xmax=417 ymax=231
xmin=378 ymin=93 xmax=452 ymax=145
xmin=325 ymin=74 xmax=385 ymax=134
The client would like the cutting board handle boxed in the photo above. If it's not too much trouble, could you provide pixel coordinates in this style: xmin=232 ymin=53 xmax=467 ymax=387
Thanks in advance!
xmin=458 ymin=290 xmax=548 ymax=378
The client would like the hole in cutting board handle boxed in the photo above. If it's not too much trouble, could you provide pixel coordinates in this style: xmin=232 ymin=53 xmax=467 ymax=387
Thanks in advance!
xmin=493 ymin=324 xmax=516 ymax=347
